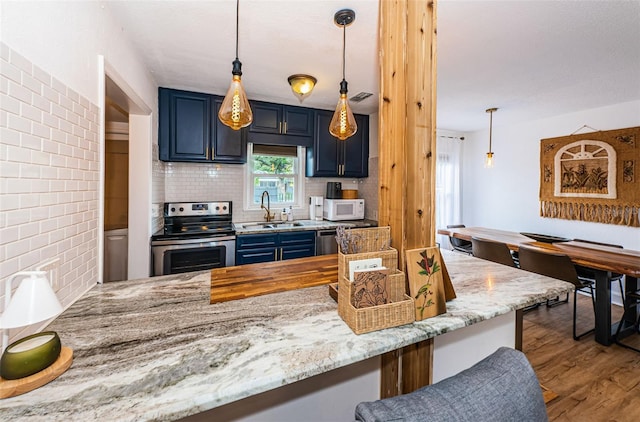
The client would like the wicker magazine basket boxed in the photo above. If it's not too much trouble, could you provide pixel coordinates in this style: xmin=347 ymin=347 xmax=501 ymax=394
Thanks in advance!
xmin=336 ymin=227 xmax=414 ymax=334
xmin=337 ymin=270 xmax=415 ymax=335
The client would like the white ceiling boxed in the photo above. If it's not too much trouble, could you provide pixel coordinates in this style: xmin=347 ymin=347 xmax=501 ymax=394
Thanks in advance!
xmin=106 ymin=0 xmax=640 ymax=133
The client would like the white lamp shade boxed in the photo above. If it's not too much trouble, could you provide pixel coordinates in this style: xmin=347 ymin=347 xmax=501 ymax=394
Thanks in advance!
xmin=0 ymin=272 xmax=63 ymax=329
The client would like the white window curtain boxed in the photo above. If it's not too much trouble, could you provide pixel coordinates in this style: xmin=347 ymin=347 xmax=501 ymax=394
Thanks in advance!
xmin=435 ymin=136 xmax=463 ymax=249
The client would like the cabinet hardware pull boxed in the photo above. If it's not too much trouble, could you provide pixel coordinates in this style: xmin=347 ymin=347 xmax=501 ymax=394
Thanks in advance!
xmin=279 ymin=121 xmax=282 ymax=134
xmin=283 ymin=121 xmax=287 ymax=134
xmin=274 ymin=249 xmax=278 ymax=260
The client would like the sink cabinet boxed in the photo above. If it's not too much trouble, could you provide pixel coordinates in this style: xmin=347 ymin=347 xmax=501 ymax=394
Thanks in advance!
xmin=159 ymin=88 xmax=247 ymax=163
xmin=236 ymin=231 xmax=316 ymax=265
xmin=248 ymin=101 xmax=314 ymax=147
xmin=306 ymin=110 xmax=369 ymax=178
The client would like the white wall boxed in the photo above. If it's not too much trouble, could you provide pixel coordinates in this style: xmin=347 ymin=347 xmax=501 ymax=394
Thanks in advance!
xmin=0 ymin=1 xmax=157 ymax=341
xmin=461 ymin=100 xmax=640 ymax=250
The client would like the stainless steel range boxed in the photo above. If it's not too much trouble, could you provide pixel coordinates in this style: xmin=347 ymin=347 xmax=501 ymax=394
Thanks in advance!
xmin=151 ymin=201 xmax=235 ymax=276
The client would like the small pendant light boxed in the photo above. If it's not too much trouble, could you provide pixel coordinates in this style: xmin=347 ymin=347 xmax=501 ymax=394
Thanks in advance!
xmin=329 ymin=9 xmax=357 ymax=141
xmin=218 ymin=0 xmax=253 ymax=130
xmin=485 ymin=108 xmax=498 ymax=168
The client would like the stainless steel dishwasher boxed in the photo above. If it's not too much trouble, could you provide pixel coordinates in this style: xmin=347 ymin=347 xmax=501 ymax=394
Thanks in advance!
xmin=316 ymin=230 xmax=338 ymax=255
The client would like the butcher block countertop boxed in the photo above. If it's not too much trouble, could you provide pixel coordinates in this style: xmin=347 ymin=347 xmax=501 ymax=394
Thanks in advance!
xmin=0 ymin=251 xmax=573 ymax=421
xmin=210 ymin=255 xmax=337 ymax=303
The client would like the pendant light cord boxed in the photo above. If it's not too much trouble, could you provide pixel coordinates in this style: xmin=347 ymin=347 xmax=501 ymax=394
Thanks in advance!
xmin=342 ymin=23 xmax=346 ymax=81
xmin=488 ymin=110 xmax=493 ymax=151
xmin=235 ymin=0 xmax=240 ymax=60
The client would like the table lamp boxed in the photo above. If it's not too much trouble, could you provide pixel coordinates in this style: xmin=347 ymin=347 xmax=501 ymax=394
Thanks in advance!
xmin=0 ymin=271 xmax=73 ymax=399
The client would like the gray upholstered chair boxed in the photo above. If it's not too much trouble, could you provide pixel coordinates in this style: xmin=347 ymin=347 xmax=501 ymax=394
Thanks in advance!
xmin=355 ymin=347 xmax=548 ymax=422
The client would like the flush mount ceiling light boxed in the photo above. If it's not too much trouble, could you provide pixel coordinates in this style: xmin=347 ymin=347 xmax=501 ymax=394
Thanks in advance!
xmin=329 ymin=8 xmax=357 ymax=141
xmin=485 ymin=107 xmax=498 ymax=168
xmin=218 ymin=0 xmax=253 ymax=130
xmin=288 ymin=74 xmax=317 ymax=103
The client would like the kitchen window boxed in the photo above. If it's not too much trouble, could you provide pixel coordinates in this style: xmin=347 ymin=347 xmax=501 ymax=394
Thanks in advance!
xmin=245 ymin=144 xmax=305 ymax=210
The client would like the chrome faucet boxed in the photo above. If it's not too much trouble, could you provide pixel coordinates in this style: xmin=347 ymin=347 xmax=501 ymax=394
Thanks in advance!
xmin=260 ymin=190 xmax=274 ymax=222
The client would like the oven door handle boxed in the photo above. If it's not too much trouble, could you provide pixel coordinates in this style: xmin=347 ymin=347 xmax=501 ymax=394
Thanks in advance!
xmin=151 ymin=235 xmax=236 ymax=246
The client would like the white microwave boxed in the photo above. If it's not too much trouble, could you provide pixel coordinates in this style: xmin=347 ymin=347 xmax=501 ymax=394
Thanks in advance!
xmin=323 ymin=199 xmax=365 ymax=221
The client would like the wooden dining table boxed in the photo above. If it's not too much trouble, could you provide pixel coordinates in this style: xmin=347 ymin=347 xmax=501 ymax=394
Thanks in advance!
xmin=438 ymin=226 xmax=640 ymax=346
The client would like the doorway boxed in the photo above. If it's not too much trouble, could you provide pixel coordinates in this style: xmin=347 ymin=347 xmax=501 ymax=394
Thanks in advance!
xmin=100 ymin=63 xmax=153 ymax=283
xmin=104 ymin=78 xmax=130 ymax=281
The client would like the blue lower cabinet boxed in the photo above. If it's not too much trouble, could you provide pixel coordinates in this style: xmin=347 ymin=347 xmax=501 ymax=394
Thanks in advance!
xmin=236 ymin=247 xmax=278 ymax=265
xmin=236 ymin=231 xmax=316 ymax=264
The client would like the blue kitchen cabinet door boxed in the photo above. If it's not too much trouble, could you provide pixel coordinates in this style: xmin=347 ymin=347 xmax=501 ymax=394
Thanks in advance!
xmin=306 ymin=110 xmax=369 ymax=178
xmin=342 ymin=113 xmax=369 ymax=178
xmin=159 ymin=88 xmax=247 ymax=163
xmin=236 ymin=247 xmax=279 ymax=265
xmin=212 ymin=98 xmax=247 ymax=163
xmin=159 ymin=88 xmax=212 ymax=162
xmin=248 ymin=101 xmax=313 ymax=147
xmin=279 ymin=231 xmax=316 ymax=260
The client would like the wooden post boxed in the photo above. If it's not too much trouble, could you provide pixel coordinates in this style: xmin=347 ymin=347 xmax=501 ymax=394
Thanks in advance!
xmin=379 ymin=0 xmax=438 ymax=397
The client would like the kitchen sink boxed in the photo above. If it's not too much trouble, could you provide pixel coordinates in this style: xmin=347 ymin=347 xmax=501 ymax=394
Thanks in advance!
xmin=239 ymin=221 xmax=304 ymax=229
xmin=271 ymin=222 xmax=303 ymax=228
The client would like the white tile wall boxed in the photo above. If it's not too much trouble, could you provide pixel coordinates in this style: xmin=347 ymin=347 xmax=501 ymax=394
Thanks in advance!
xmin=151 ymin=143 xmax=164 ymax=233
xmin=161 ymin=158 xmax=379 ymax=223
xmin=0 ymin=43 xmax=98 ymax=338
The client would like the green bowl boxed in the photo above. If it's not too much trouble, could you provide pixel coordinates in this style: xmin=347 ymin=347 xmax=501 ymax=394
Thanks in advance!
xmin=0 ymin=331 xmax=61 ymax=380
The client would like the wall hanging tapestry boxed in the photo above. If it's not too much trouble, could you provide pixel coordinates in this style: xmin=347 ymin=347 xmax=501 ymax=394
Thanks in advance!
xmin=539 ymin=126 xmax=639 ymax=227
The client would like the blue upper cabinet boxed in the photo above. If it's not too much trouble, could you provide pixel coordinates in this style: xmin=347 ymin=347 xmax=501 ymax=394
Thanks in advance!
xmin=159 ymin=88 xmax=247 ymax=163
xmin=248 ymin=100 xmax=314 ymax=147
xmin=212 ymin=97 xmax=247 ymax=163
xmin=306 ymin=110 xmax=369 ymax=178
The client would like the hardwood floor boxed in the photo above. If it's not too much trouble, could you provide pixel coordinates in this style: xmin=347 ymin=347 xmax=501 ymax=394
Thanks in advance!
xmin=523 ymin=294 xmax=640 ymax=422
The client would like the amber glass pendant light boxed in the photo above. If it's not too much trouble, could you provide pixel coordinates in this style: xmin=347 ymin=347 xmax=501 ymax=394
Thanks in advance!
xmin=218 ymin=0 xmax=253 ymax=130
xmin=329 ymin=9 xmax=357 ymax=141
xmin=484 ymin=107 xmax=498 ymax=168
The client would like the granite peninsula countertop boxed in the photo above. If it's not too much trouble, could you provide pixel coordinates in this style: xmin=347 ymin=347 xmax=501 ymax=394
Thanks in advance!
xmin=0 ymin=251 xmax=573 ymax=421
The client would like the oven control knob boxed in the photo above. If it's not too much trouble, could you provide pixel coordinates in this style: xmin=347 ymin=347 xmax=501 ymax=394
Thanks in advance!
xmin=215 ymin=206 xmax=220 ymax=211
xmin=223 ymin=206 xmax=227 ymax=210
xmin=179 ymin=207 xmax=184 ymax=212
xmin=170 ymin=207 xmax=175 ymax=212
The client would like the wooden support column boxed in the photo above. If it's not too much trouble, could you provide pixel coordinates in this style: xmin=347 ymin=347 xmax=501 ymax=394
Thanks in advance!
xmin=379 ymin=0 xmax=438 ymax=397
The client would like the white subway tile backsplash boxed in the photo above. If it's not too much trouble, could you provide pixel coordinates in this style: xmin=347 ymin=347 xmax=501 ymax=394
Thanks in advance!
xmin=21 ymin=103 xmax=43 ymax=124
xmin=51 ymin=77 xmax=66 ymax=95
xmin=0 ymin=60 xmax=21 ymax=84
xmin=32 ymin=95 xmax=51 ymax=113
xmin=51 ymin=102 xmax=66 ymax=119
xmin=1 ymin=126 xmax=20 ymax=146
xmin=1 ymin=93 xmax=20 ymax=114
xmin=22 ymin=72 xmax=42 ymax=95
xmin=0 ymin=43 xmax=98 ymax=320
xmin=0 ymin=159 xmax=19 ymax=177
xmin=8 ymin=79 xmax=32 ymax=103
xmin=32 ymin=64 xmax=51 ymax=86
xmin=42 ymin=84 xmax=59 ymax=103
xmin=32 ymin=121 xmax=51 ymax=138
xmin=9 ymin=49 xmax=32 ymax=74
xmin=7 ymin=143 xmax=31 ymax=162
xmin=0 ymin=43 xmax=9 ymax=61
xmin=7 ymin=112 xmax=31 ymax=133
